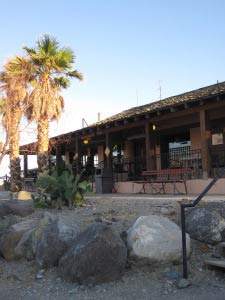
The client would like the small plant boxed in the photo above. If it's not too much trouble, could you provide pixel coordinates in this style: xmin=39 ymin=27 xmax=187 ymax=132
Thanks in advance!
xmin=35 ymin=163 xmax=92 ymax=208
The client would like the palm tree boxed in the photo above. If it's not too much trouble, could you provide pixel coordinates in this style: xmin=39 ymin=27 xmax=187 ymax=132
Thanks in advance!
xmin=0 ymin=57 xmax=33 ymax=191
xmin=23 ymin=34 xmax=83 ymax=175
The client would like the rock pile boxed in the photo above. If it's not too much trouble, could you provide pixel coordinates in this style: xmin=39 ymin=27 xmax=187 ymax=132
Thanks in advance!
xmin=0 ymin=201 xmax=190 ymax=285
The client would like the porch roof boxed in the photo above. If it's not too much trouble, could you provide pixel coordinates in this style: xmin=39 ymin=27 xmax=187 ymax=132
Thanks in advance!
xmin=95 ymin=81 xmax=225 ymax=126
xmin=19 ymin=81 xmax=225 ymax=154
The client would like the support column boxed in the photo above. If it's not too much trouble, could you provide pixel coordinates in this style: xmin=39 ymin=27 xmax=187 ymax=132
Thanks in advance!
xmin=97 ymin=145 xmax=104 ymax=165
xmin=65 ymin=151 xmax=70 ymax=165
xmin=145 ymin=122 xmax=156 ymax=170
xmin=145 ymin=122 xmax=150 ymax=170
xmin=56 ymin=146 xmax=61 ymax=175
xmin=75 ymin=136 xmax=81 ymax=173
xmin=23 ymin=153 xmax=28 ymax=178
xmin=200 ymin=110 xmax=211 ymax=178
xmin=105 ymin=132 xmax=112 ymax=168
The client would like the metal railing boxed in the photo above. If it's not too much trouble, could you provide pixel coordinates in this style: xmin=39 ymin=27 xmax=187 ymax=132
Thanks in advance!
xmin=112 ymin=150 xmax=203 ymax=182
xmin=112 ymin=156 xmax=146 ymax=181
xmin=181 ymin=166 xmax=225 ymax=278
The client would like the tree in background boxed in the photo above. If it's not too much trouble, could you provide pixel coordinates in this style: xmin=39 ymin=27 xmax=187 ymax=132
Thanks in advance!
xmin=24 ymin=34 xmax=83 ymax=175
xmin=0 ymin=57 xmax=33 ymax=191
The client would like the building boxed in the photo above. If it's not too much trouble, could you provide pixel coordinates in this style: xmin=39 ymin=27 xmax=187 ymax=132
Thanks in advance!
xmin=21 ymin=81 xmax=225 ymax=194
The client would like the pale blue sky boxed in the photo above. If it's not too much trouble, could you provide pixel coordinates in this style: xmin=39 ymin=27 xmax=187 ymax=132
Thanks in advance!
xmin=1 ymin=0 xmax=225 ymax=174
xmin=1 ymin=0 xmax=225 ymax=132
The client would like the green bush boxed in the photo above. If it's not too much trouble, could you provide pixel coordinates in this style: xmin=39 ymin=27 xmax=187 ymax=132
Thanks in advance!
xmin=33 ymin=163 xmax=92 ymax=208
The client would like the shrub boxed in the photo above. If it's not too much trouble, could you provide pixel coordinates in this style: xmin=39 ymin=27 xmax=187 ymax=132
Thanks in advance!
xmin=33 ymin=164 xmax=92 ymax=208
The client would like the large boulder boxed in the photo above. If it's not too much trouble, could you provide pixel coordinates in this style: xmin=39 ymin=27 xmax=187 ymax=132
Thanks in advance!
xmin=0 ymin=215 xmax=20 ymax=239
xmin=127 ymin=215 xmax=190 ymax=264
xmin=59 ymin=224 xmax=127 ymax=284
xmin=36 ymin=217 xmax=80 ymax=267
xmin=30 ymin=212 xmax=56 ymax=254
xmin=0 ymin=212 xmax=56 ymax=261
xmin=0 ymin=201 xmax=34 ymax=218
xmin=0 ymin=218 xmax=38 ymax=260
xmin=186 ymin=202 xmax=225 ymax=245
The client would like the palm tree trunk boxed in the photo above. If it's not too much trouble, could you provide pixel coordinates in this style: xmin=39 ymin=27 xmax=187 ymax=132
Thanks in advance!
xmin=9 ymin=115 xmax=21 ymax=192
xmin=37 ymin=117 xmax=49 ymax=175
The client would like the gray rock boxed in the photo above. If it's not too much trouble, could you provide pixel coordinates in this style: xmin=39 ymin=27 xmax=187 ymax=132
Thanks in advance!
xmin=0 ymin=215 xmax=20 ymax=238
xmin=177 ymin=278 xmax=190 ymax=289
xmin=0 ymin=201 xmax=34 ymax=218
xmin=14 ymin=228 xmax=36 ymax=260
xmin=12 ymin=212 xmax=57 ymax=261
xmin=186 ymin=203 xmax=225 ymax=244
xmin=31 ymin=212 xmax=56 ymax=254
xmin=127 ymin=215 xmax=190 ymax=264
xmin=35 ymin=217 xmax=80 ymax=267
xmin=213 ymin=242 xmax=225 ymax=258
xmin=59 ymin=224 xmax=127 ymax=284
xmin=0 ymin=219 xmax=38 ymax=260
xmin=35 ymin=269 xmax=45 ymax=280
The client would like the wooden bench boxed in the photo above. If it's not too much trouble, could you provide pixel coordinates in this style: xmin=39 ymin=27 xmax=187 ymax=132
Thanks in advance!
xmin=133 ymin=168 xmax=192 ymax=194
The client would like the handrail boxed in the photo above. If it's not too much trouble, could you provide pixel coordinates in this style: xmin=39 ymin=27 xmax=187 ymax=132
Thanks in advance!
xmin=181 ymin=166 xmax=225 ymax=278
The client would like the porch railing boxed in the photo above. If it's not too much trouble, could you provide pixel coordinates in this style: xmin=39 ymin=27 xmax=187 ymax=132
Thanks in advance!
xmin=210 ymin=148 xmax=225 ymax=177
xmin=112 ymin=149 xmax=203 ymax=181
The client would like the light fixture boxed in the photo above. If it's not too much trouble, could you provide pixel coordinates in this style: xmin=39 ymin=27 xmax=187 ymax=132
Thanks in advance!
xmin=152 ymin=124 xmax=156 ymax=131
xmin=83 ymin=139 xmax=89 ymax=145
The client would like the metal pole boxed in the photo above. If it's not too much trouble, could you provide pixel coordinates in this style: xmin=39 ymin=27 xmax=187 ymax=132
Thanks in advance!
xmin=181 ymin=204 xmax=188 ymax=278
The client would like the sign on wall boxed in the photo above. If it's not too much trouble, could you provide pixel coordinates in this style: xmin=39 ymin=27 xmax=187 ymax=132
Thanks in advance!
xmin=212 ymin=133 xmax=223 ymax=146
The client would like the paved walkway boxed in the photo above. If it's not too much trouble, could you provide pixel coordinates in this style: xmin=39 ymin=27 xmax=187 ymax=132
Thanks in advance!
xmin=86 ymin=193 xmax=225 ymax=202
xmin=0 ymin=190 xmax=225 ymax=202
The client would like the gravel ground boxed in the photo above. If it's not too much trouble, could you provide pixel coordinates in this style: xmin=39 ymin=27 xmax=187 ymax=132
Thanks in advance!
xmin=0 ymin=195 xmax=225 ymax=300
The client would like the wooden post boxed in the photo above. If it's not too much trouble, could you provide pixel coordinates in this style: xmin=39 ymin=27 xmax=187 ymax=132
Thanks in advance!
xmin=75 ymin=136 xmax=80 ymax=173
xmin=23 ymin=153 xmax=28 ymax=178
xmin=145 ymin=122 xmax=155 ymax=170
xmin=200 ymin=110 xmax=211 ymax=178
xmin=145 ymin=122 xmax=151 ymax=170
xmin=56 ymin=146 xmax=61 ymax=175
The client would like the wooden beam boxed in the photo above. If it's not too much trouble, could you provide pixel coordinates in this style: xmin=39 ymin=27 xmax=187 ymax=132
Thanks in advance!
xmin=149 ymin=99 xmax=225 ymax=123
xmin=23 ymin=154 xmax=28 ymax=178
xmin=200 ymin=110 xmax=211 ymax=178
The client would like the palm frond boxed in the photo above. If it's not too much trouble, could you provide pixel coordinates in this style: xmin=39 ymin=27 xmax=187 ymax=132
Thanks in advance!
xmin=54 ymin=77 xmax=70 ymax=89
xmin=66 ymin=70 xmax=83 ymax=80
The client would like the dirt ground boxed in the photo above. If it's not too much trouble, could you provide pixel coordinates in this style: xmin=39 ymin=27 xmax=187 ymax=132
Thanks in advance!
xmin=0 ymin=194 xmax=225 ymax=300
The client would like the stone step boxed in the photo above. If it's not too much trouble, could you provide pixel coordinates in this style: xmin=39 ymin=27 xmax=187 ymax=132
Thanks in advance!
xmin=204 ymin=259 xmax=225 ymax=269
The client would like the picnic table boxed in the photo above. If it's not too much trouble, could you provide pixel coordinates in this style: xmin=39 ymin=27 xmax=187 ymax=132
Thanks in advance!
xmin=133 ymin=168 xmax=192 ymax=194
